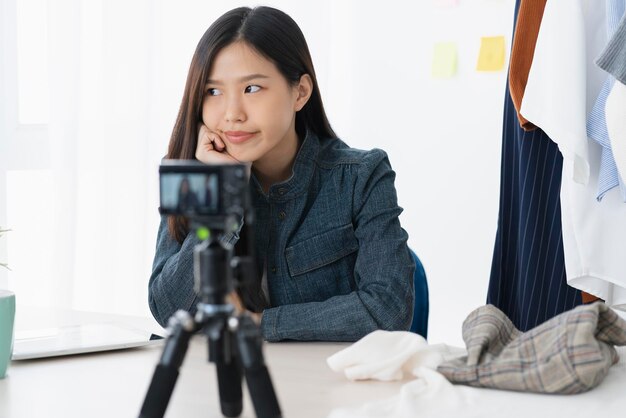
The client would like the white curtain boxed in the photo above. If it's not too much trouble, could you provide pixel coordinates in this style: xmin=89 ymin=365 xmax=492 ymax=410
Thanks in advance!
xmin=4 ymin=0 xmax=162 ymax=315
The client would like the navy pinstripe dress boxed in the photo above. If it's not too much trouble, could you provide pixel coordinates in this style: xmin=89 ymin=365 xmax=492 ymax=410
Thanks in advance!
xmin=486 ymin=0 xmax=582 ymax=331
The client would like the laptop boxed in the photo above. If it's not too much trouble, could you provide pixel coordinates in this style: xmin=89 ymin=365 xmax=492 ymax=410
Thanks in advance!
xmin=12 ymin=322 xmax=164 ymax=360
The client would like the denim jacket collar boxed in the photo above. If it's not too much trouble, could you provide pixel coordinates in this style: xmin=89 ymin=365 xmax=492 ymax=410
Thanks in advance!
xmin=250 ymin=129 xmax=319 ymax=201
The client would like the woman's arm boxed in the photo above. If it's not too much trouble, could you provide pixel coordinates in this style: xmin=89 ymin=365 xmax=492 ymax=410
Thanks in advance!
xmin=260 ymin=151 xmax=415 ymax=342
xmin=148 ymin=217 xmax=200 ymax=327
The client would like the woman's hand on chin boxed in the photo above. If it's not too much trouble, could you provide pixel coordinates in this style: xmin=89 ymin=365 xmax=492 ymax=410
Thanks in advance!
xmin=196 ymin=123 xmax=240 ymax=164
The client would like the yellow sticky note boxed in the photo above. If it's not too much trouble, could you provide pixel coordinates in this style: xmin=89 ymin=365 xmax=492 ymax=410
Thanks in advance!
xmin=432 ymin=42 xmax=457 ymax=78
xmin=476 ymin=36 xmax=506 ymax=71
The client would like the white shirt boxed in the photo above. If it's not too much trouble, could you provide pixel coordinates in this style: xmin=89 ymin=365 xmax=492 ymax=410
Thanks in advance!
xmin=522 ymin=0 xmax=626 ymax=309
xmin=520 ymin=0 xmax=606 ymax=185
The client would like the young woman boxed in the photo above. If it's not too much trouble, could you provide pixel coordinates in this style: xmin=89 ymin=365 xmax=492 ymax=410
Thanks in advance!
xmin=148 ymin=6 xmax=415 ymax=342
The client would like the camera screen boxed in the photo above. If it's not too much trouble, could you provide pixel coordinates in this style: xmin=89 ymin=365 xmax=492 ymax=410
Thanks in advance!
xmin=160 ymin=172 xmax=219 ymax=215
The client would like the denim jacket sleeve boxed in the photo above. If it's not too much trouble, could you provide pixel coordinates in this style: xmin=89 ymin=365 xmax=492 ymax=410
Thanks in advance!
xmin=260 ymin=150 xmax=415 ymax=342
xmin=149 ymin=217 xmax=241 ymax=327
xmin=148 ymin=217 xmax=200 ymax=327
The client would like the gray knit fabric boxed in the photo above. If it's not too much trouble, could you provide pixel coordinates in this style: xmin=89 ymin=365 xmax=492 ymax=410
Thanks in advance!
xmin=438 ymin=303 xmax=626 ymax=394
xmin=597 ymin=13 xmax=626 ymax=85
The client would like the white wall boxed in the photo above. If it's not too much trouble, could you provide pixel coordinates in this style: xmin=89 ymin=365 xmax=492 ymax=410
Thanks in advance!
xmin=319 ymin=0 xmax=516 ymax=345
xmin=1 ymin=0 xmax=516 ymax=346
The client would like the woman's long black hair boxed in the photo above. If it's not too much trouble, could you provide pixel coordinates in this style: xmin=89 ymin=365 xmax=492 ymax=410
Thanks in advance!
xmin=167 ymin=6 xmax=336 ymax=243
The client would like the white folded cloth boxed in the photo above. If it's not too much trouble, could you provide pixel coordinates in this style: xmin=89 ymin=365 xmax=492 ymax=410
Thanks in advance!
xmin=327 ymin=367 xmax=476 ymax=418
xmin=326 ymin=330 xmax=443 ymax=381
xmin=328 ymin=343 xmax=626 ymax=418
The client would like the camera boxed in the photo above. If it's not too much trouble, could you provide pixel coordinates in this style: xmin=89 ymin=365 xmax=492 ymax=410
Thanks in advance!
xmin=159 ymin=160 xmax=250 ymax=227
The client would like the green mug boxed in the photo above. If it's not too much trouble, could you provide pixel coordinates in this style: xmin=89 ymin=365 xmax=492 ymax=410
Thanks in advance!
xmin=0 ymin=290 xmax=15 ymax=379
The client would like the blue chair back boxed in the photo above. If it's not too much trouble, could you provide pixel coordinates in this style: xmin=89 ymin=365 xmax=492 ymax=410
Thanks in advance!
xmin=409 ymin=249 xmax=429 ymax=339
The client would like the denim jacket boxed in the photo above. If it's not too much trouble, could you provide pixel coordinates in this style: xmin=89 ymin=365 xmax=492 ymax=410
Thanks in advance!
xmin=148 ymin=131 xmax=415 ymax=342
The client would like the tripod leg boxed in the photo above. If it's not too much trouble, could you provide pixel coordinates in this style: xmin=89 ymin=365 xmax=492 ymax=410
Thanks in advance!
xmin=139 ymin=310 xmax=196 ymax=418
xmin=209 ymin=328 xmax=244 ymax=417
xmin=236 ymin=316 xmax=282 ymax=418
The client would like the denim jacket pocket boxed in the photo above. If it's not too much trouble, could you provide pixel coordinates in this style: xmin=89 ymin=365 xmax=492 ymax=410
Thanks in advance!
xmin=285 ymin=223 xmax=359 ymax=276
xmin=285 ymin=224 xmax=358 ymax=302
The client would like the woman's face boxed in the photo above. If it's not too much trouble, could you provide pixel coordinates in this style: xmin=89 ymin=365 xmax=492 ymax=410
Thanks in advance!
xmin=180 ymin=179 xmax=189 ymax=193
xmin=201 ymin=41 xmax=307 ymax=165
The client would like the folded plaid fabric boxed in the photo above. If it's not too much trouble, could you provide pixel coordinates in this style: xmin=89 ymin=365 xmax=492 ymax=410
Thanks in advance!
xmin=437 ymin=302 xmax=626 ymax=394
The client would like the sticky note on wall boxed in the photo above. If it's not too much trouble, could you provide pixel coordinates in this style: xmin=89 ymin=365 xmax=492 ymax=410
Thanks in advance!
xmin=476 ymin=36 xmax=505 ymax=71
xmin=432 ymin=42 xmax=457 ymax=78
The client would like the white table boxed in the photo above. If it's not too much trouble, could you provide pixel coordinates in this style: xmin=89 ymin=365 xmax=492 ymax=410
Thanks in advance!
xmin=3 ymin=308 xmax=626 ymax=418
xmin=0 ymin=309 xmax=405 ymax=418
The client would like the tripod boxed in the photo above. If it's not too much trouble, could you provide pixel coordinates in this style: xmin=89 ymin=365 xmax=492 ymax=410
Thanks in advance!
xmin=139 ymin=225 xmax=282 ymax=418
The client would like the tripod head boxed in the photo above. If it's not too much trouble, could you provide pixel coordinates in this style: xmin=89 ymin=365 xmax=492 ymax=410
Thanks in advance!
xmin=139 ymin=161 xmax=281 ymax=418
xmin=190 ymin=217 xmax=257 ymax=306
